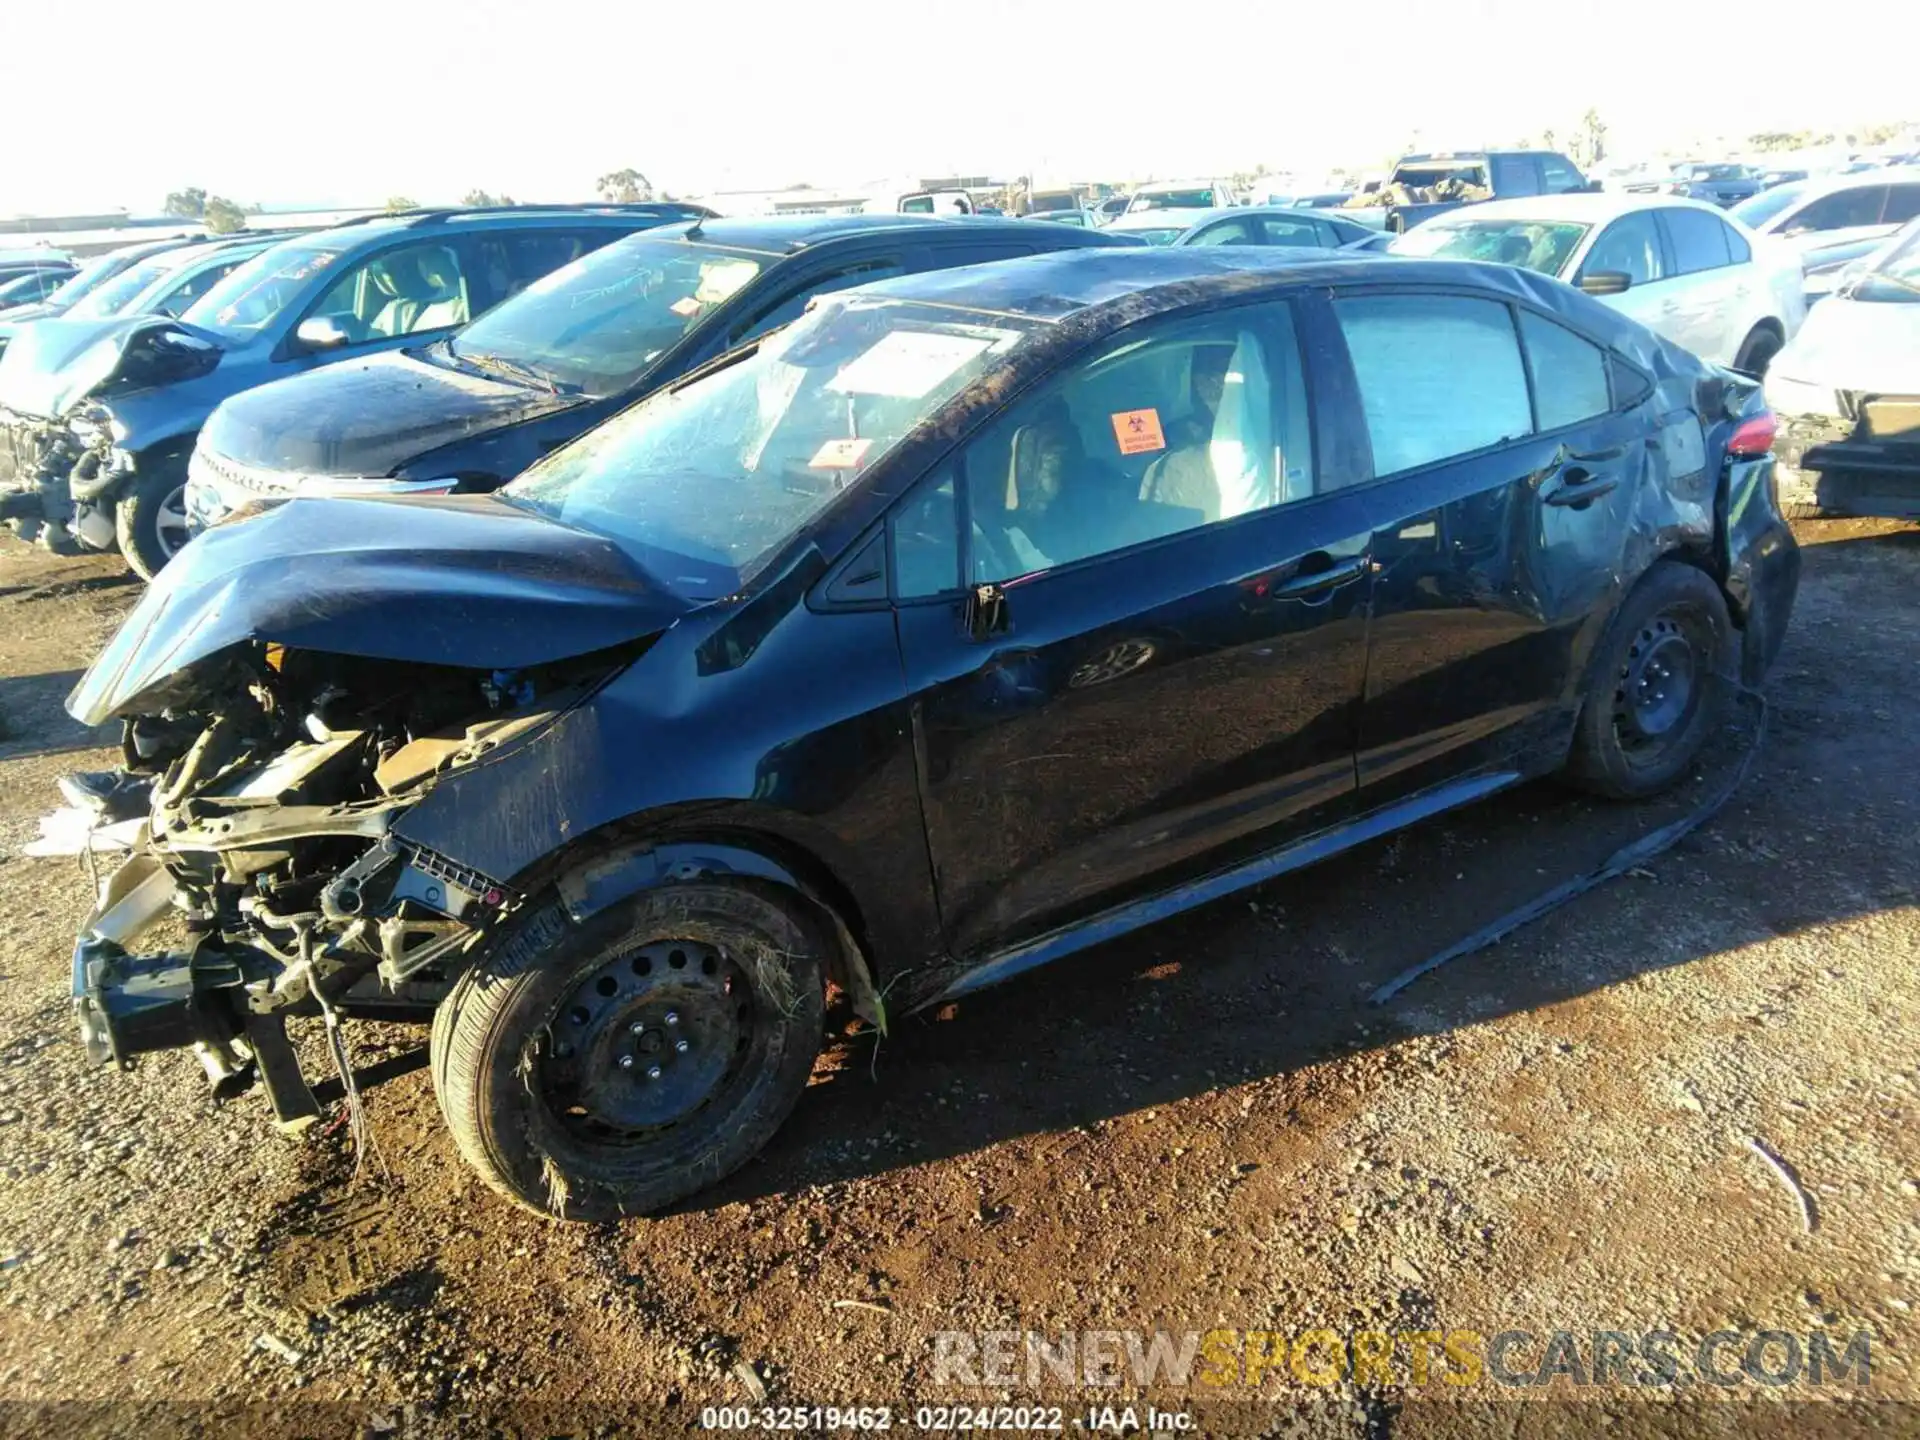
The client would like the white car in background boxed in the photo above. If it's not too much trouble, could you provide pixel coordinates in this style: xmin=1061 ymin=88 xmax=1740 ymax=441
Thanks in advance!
xmin=1125 ymin=179 xmax=1239 ymax=213
xmin=1731 ymin=168 xmax=1920 ymax=300
xmin=1389 ymin=193 xmax=1804 ymax=372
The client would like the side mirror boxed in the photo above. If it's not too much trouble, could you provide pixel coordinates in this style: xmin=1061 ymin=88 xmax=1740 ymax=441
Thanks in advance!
xmin=1579 ymin=270 xmax=1632 ymax=296
xmin=294 ymin=315 xmax=351 ymax=352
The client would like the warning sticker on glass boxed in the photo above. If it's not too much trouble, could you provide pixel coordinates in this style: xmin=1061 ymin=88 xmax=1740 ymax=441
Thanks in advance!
xmin=669 ymin=295 xmax=703 ymax=317
xmin=694 ymin=260 xmax=760 ymax=304
xmin=809 ymin=436 xmax=874 ymax=469
xmin=829 ymin=330 xmax=994 ymax=398
xmin=1110 ymin=408 xmax=1166 ymax=455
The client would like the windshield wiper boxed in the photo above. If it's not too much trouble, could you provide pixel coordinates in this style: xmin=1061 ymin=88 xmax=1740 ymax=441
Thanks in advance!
xmin=454 ymin=347 xmax=577 ymax=395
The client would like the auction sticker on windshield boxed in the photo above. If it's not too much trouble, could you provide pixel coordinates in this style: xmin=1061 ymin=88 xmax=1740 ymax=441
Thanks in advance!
xmin=809 ymin=436 xmax=874 ymax=469
xmin=829 ymin=330 xmax=997 ymax=398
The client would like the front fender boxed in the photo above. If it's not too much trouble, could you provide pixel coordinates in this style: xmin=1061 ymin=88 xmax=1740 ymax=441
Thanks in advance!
xmin=552 ymin=839 xmax=887 ymax=1032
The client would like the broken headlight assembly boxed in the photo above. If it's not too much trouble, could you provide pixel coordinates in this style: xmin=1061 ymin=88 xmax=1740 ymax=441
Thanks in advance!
xmin=69 ymin=643 xmax=604 ymax=1128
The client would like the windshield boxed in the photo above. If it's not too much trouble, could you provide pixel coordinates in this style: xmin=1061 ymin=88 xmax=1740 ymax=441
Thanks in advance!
xmin=67 ymin=256 xmax=181 ymax=319
xmin=1124 ymin=226 xmax=1187 ymax=246
xmin=502 ymin=297 xmax=1038 ymax=596
xmin=182 ymin=242 xmax=346 ymax=337
xmin=0 ymin=275 xmax=53 ymax=307
xmin=1852 ymin=224 xmax=1920 ymax=302
xmin=448 ymin=236 xmax=770 ymax=398
xmin=1732 ymin=183 xmax=1805 ymax=231
xmin=42 ymin=252 xmax=141 ymax=309
xmin=1132 ymin=188 xmax=1216 ymax=211
xmin=1389 ymin=217 xmax=1589 ymax=275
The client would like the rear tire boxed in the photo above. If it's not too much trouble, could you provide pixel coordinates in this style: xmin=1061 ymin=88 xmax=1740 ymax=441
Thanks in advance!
xmin=114 ymin=459 xmax=192 ymax=581
xmin=434 ymin=881 xmax=826 ymax=1221
xmin=1563 ymin=561 xmax=1732 ymax=801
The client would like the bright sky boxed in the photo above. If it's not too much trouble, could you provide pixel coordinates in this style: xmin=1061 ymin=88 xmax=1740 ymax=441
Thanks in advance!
xmin=4 ymin=0 xmax=1916 ymax=215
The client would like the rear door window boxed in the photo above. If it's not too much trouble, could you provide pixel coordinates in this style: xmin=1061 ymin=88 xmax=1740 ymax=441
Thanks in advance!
xmin=1257 ymin=215 xmax=1324 ymax=247
xmin=1490 ymin=155 xmax=1542 ymax=197
xmin=1785 ymin=185 xmax=1887 ymax=235
xmin=1333 ymin=294 xmax=1531 ymax=476
xmin=1539 ymin=155 xmax=1586 ymax=194
xmin=1188 ymin=217 xmax=1260 ymax=246
xmin=1661 ymin=208 xmax=1734 ymax=273
xmin=1884 ymin=185 xmax=1920 ymax=224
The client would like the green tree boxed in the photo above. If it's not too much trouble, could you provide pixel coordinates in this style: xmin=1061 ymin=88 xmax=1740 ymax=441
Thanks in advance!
xmin=461 ymin=188 xmax=516 ymax=207
xmin=385 ymin=195 xmax=420 ymax=213
xmin=163 ymin=187 xmax=208 ymax=218
xmin=596 ymin=168 xmax=653 ymax=203
xmin=203 ymin=196 xmax=247 ymax=234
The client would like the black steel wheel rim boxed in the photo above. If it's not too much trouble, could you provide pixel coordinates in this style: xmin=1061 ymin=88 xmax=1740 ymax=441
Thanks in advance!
xmin=538 ymin=939 xmax=758 ymax=1140
xmin=1612 ymin=613 xmax=1699 ymax=753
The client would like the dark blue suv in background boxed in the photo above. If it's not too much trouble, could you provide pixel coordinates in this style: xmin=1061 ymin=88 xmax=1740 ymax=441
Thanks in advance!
xmin=185 ymin=214 xmax=1140 ymax=530
xmin=0 ymin=203 xmax=707 ymax=576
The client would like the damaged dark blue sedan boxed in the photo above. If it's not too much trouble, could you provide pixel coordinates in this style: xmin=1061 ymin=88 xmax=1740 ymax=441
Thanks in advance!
xmin=67 ymin=249 xmax=1798 ymax=1220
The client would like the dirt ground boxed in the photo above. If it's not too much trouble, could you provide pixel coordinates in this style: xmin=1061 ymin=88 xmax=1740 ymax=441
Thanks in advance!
xmin=1 ymin=520 xmax=1917 ymax=1437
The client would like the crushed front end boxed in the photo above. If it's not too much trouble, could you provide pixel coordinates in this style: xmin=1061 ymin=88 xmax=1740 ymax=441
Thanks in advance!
xmin=1772 ymin=389 xmax=1920 ymax=521
xmin=0 ymin=405 xmax=84 ymax=552
xmin=70 ymin=646 xmax=580 ymax=1127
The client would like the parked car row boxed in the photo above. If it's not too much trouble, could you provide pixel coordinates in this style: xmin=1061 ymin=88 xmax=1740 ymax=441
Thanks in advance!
xmin=56 ymin=218 xmax=1801 ymax=1220
xmin=0 ymin=203 xmax=715 ymax=573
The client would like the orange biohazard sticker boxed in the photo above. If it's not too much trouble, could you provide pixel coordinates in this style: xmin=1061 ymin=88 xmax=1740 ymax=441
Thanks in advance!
xmin=810 ymin=436 xmax=874 ymax=469
xmin=1110 ymin=408 xmax=1166 ymax=455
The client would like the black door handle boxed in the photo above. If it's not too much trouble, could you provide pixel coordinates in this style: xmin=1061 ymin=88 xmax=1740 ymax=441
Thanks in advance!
xmin=1542 ymin=466 xmax=1619 ymax=509
xmin=1272 ymin=552 xmax=1371 ymax=599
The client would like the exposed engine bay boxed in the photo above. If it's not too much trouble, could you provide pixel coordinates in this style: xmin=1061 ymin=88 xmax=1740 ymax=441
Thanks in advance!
xmin=72 ymin=641 xmax=608 ymax=1128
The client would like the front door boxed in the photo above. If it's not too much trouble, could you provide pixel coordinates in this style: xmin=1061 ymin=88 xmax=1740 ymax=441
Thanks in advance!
xmin=890 ymin=301 xmax=1373 ymax=957
xmin=1327 ymin=289 xmax=1641 ymax=800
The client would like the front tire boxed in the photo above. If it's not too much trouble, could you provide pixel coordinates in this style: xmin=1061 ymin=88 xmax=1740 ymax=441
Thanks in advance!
xmin=433 ymin=881 xmax=826 ymax=1221
xmin=114 ymin=459 xmax=192 ymax=580
xmin=1563 ymin=561 xmax=1732 ymax=800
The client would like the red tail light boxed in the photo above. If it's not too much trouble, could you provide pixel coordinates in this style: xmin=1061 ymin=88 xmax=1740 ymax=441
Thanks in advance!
xmin=1727 ymin=411 xmax=1777 ymax=457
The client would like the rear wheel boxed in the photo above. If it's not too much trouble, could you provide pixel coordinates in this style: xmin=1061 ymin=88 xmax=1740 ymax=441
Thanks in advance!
xmin=114 ymin=459 xmax=191 ymax=580
xmin=433 ymin=882 xmax=826 ymax=1221
xmin=1563 ymin=562 xmax=1732 ymax=800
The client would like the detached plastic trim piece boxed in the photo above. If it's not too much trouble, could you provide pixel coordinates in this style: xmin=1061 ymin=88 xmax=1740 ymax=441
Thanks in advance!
xmin=1370 ymin=686 xmax=1767 ymax=1005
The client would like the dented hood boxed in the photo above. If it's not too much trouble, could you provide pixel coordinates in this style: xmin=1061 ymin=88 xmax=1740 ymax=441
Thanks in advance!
xmin=201 ymin=347 xmax=583 ymax=480
xmin=69 ymin=492 xmax=694 ymax=725
xmin=0 ymin=314 xmax=223 ymax=420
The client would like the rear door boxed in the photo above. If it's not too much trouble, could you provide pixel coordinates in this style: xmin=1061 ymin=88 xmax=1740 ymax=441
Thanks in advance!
xmin=1655 ymin=206 xmax=1745 ymax=364
xmin=891 ymin=296 xmax=1374 ymax=956
xmin=1329 ymin=288 xmax=1640 ymax=801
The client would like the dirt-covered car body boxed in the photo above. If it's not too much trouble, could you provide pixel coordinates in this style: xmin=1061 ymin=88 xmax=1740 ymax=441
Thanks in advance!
xmin=68 ymin=249 xmax=1799 ymax=1212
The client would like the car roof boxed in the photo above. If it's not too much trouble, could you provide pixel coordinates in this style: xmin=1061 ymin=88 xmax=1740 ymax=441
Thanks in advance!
xmin=625 ymin=213 xmax=1110 ymax=254
xmin=1426 ymin=193 xmax=1733 ymax=225
xmin=292 ymin=205 xmax=700 ymax=252
xmin=856 ymin=248 xmax=1650 ymax=339
xmin=1170 ymin=204 xmax=1364 ymax=227
xmin=1790 ymin=164 xmax=1920 ymax=199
